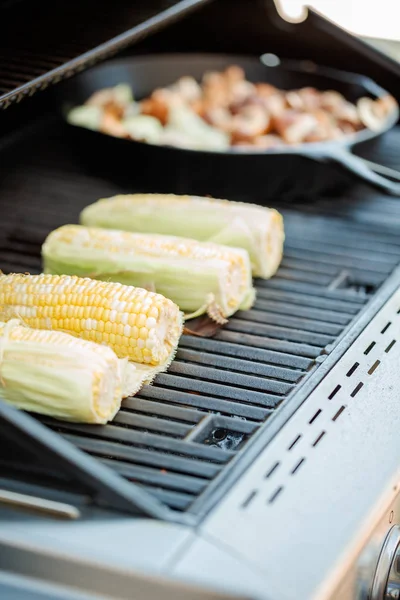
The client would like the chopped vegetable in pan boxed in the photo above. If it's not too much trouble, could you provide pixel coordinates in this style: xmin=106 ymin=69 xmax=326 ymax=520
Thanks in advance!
xmin=67 ymin=65 xmax=397 ymax=151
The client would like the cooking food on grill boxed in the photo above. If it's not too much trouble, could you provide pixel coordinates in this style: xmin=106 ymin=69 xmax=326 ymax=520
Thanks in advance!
xmin=80 ymin=193 xmax=285 ymax=279
xmin=66 ymin=66 xmax=396 ymax=150
xmin=0 ymin=319 xmax=148 ymax=425
xmin=42 ymin=225 xmax=256 ymax=323
xmin=0 ymin=273 xmax=183 ymax=368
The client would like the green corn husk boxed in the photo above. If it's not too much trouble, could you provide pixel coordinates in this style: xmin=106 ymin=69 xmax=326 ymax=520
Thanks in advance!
xmin=0 ymin=319 xmax=156 ymax=424
xmin=80 ymin=193 xmax=285 ymax=279
xmin=42 ymin=225 xmax=255 ymax=322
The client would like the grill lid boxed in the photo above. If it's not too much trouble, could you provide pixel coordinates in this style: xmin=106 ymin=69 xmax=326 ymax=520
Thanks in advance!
xmin=0 ymin=0 xmax=209 ymax=109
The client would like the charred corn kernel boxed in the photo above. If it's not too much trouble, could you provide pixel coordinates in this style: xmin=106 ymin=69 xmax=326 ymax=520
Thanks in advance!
xmin=80 ymin=193 xmax=284 ymax=279
xmin=0 ymin=273 xmax=183 ymax=367
xmin=0 ymin=319 xmax=157 ymax=424
xmin=42 ymin=225 xmax=255 ymax=321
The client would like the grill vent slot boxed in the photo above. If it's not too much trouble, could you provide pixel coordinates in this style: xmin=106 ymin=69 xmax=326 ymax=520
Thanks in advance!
xmin=312 ymin=431 xmax=325 ymax=447
xmin=386 ymin=340 xmax=396 ymax=353
xmin=332 ymin=406 xmax=346 ymax=422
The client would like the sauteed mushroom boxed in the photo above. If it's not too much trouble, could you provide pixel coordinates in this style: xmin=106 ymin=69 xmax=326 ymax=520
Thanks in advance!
xmin=67 ymin=65 xmax=396 ymax=152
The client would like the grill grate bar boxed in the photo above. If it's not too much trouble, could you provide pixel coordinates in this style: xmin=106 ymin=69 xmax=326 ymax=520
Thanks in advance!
xmin=121 ymin=397 xmax=204 ymax=424
xmin=235 ymin=309 xmax=343 ymax=336
xmin=283 ymin=208 xmax=400 ymax=241
xmin=112 ymin=411 xmax=192 ymax=438
xmin=100 ymin=459 xmax=207 ymax=494
xmin=213 ymin=330 xmax=323 ymax=358
xmin=0 ymin=259 xmax=40 ymax=274
xmin=43 ymin=421 xmax=235 ymax=462
xmin=281 ymin=197 xmax=400 ymax=232
xmin=0 ymin=251 xmax=40 ymax=268
xmin=253 ymin=299 xmax=353 ymax=325
xmin=176 ymin=348 xmax=303 ymax=383
xmin=154 ymin=373 xmax=283 ymax=408
xmin=225 ymin=319 xmax=334 ymax=347
xmin=284 ymin=227 xmax=400 ymax=256
xmin=0 ymin=63 xmax=55 ymax=77
xmin=168 ymin=362 xmax=294 ymax=395
xmin=137 ymin=386 xmax=272 ymax=421
xmin=283 ymin=245 xmax=397 ymax=271
xmin=281 ymin=258 xmax=340 ymax=276
xmin=179 ymin=335 xmax=314 ymax=369
xmin=254 ymin=283 xmax=367 ymax=305
xmin=252 ymin=288 xmax=363 ymax=314
xmin=272 ymin=268 xmax=334 ymax=286
xmin=259 ymin=277 xmax=369 ymax=299
xmin=63 ymin=434 xmax=222 ymax=479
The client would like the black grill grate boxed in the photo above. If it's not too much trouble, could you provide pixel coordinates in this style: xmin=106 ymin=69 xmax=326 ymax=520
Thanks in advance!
xmin=0 ymin=0 xmax=205 ymax=108
xmin=1 ymin=123 xmax=400 ymax=512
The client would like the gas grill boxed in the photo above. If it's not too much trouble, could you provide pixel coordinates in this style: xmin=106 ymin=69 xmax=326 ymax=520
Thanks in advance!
xmin=1 ymin=1 xmax=400 ymax=599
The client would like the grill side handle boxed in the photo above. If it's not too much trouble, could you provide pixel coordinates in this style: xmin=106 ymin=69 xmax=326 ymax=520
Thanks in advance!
xmin=0 ymin=399 xmax=183 ymax=522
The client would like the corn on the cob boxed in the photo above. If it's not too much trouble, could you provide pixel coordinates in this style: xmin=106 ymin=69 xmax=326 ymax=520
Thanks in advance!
xmin=0 ymin=273 xmax=183 ymax=367
xmin=80 ymin=193 xmax=284 ymax=279
xmin=42 ymin=225 xmax=255 ymax=322
xmin=0 ymin=319 xmax=153 ymax=424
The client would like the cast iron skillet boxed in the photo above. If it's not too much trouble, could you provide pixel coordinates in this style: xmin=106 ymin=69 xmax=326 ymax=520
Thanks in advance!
xmin=58 ymin=54 xmax=400 ymax=202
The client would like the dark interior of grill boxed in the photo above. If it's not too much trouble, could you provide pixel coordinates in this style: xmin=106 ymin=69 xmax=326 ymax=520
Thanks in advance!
xmin=1 ymin=0 xmax=400 ymax=518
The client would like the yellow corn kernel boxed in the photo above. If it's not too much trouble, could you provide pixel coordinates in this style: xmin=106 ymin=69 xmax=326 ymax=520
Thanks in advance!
xmin=0 ymin=273 xmax=183 ymax=367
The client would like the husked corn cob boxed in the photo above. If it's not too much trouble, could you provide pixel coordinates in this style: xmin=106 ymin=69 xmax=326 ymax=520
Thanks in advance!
xmin=42 ymin=225 xmax=255 ymax=322
xmin=0 ymin=319 xmax=152 ymax=424
xmin=0 ymin=273 xmax=183 ymax=367
xmin=80 ymin=193 xmax=285 ymax=279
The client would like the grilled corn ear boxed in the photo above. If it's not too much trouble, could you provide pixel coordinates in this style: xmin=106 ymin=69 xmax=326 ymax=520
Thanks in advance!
xmin=0 ymin=273 xmax=183 ymax=368
xmin=42 ymin=225 xmax=255 ymax=321
xmin=0 ymin=319 xmax=152 ymax=424
xmin=80 ymin=193 xmax=284 ymax=278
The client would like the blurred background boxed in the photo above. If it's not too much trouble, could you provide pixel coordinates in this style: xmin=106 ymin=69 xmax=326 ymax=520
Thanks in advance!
xmin=277 ymin=0 xmax=400 ymax=60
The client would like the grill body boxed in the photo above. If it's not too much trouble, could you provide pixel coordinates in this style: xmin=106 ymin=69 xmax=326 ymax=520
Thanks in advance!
xmin=1 ymin=1 xmax=400 ymax=599
xmin=0 ymin=119 xmax=397 ymax=519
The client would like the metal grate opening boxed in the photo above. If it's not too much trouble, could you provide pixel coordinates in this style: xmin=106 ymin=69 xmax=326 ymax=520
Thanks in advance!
xmin=1 ymin=122 xmax=400 ymax=513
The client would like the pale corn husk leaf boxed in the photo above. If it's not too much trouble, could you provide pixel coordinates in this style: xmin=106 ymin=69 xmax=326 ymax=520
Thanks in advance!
xmin=42 ymin=225 xmax=255 ymax=320
xmin=0 ymin=320 xmax=163 ymax=425
xmin=79 ymin=194 xmax=285 ymax=279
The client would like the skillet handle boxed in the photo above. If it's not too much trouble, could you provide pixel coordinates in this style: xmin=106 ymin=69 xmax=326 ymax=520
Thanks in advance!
xmin=322 ymin=147 xmax=400 ymax=195
xmin=359 ymin=158 xmax=400 ymax=182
